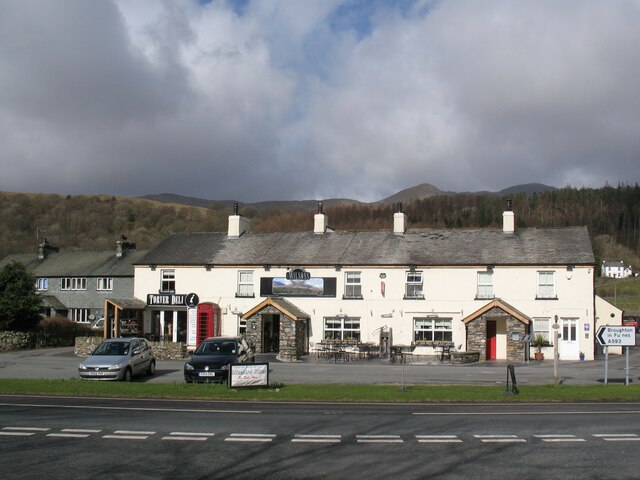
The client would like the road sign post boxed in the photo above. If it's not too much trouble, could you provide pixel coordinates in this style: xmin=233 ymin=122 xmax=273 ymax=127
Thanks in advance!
xmin=596 ymin=326 xmax=636 ymax=385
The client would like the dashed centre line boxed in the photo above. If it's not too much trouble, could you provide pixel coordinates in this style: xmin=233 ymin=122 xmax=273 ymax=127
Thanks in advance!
xmin=356 ymin=435 xmax=404 ymax=443
xmin=292 ymin=434 xmax=341 ymax=443
xmin=416 ymin=435 xmax=463 ymax=443
xmin=225 ymin=433 xmax=276 ymax=442
xmin=475 ymin=435 xmax=526 ymax=443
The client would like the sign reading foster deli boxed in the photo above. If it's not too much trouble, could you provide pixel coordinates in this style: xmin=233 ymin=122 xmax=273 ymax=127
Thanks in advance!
xmin=147 ymin=294 xmax=187 ymax=306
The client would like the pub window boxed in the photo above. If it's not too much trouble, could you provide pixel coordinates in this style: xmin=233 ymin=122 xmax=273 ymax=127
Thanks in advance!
xmin=532 ymin=318 xmax=550 ymax=343
xmin=477 ymin=271 xmax=494 ymax=299
xmin=97 ymin=277 xmax=113 ymax=291
xmin=70 ymin=308 xmax=90 ymax=323
xmin=161 ymin=269 xmax=175 ymax=293
xmin=35 ymin=278 xmax=48 ymax=291
xmin=405 ymin=271 xmax=424 ymax=299
xmin=414 ymin=317 xmax=453 ymax=342
xmin=237 ymin=270 xmax=254 ymax=297
xmin=344 ymin=272 xmax=362 ymax=299
xmin=537 ymin=271 xmax=556 ymax=299
xmin=324 ymin=317 xmax=361 ymax=342
xmin=61 ymin=277 xmax=87 ymax=291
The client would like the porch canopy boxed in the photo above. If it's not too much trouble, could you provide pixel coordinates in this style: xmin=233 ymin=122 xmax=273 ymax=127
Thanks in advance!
xmin=103 ymin=298 xmax=147 ymax=338
xmin=462 ymin=298 xmax=531 ymax=362
xmin=242 ymin=297 xmax=310 ymax=361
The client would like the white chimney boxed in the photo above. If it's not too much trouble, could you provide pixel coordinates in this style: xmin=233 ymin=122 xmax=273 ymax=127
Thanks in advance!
xmin=393 ymin=202 xmax=407 ymax=235
xmin=314 ymin=202 xmax=329 ymax=234
xmin=228 ymin=203 xmax=251 ymax=237
xmin=503 ymin=199 xmax=514 ymax=233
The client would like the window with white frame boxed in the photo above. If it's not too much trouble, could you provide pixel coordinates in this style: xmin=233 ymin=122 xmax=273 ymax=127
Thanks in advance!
xmin=238 ymin=317 xmax=247 ymax=335
xmin=97 ymin=277 xmax=113 ymax=291
xmin=344 ymin=272 xmax=362 ymax=299
xmin=61 ymin=277 xmax=87 ymax=291
xmin=324 ymin=317 xmax=361 ymax=341
xmin=35 ymin=278 xmax=48 ymax=291
xmin=161 ymin=269 xmax=175 ymax=293
xmin=70 ymin=308 xmax=90 ymax=323
xmin=237 ymin=270 xmax=254 ymax=297
xmin=414 ymin=317 xmax=453 ymax=342
xmin=532 ymin=318 xmax=550 ymax=343
xmin=537 ymin=271 xmax=555 ymax=299
xmin=405 ymin=271 xmax=424 ymax=299
xmin=477 ymin=271 xmax=494 ymax=299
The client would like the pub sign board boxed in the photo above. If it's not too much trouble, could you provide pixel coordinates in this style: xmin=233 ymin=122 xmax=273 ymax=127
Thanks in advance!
xmin=229 ymin=363 xmax=269 ymax=388
xmin=147 ymin=294 xmax=188 ymax=306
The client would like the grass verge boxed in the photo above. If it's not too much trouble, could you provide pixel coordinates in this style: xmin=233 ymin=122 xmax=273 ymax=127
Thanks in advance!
xmin=1 ymin=379 xmax=640 ymax=402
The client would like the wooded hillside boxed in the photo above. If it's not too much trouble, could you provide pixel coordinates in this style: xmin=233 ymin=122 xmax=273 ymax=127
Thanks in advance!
xmin=1 ymin=185 xmax=639 ymax=270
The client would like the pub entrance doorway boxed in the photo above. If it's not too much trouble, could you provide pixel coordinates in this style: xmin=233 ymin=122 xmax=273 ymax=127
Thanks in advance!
xmin=262 ymin=314 xmax=280 ymax=353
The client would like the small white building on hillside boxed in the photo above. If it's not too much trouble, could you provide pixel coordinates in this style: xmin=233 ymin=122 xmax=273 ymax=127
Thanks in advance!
xmin=601 ymin=261 xmax=633 ymax=278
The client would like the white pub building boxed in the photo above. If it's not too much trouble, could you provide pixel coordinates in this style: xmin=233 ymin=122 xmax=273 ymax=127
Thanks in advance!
xmin=131 ymin=201 xmax=596 ymax=362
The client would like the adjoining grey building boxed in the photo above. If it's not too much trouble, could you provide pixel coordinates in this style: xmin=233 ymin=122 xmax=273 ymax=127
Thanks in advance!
xmin=0 ymin=238 xmax=148 ymax=326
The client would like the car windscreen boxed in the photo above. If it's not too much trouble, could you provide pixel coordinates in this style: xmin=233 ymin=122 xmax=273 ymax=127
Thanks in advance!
xmin=93 ymin=341 xmax=130 ymax=356
xmin=195 ymin=341 xmax=237 ymax=356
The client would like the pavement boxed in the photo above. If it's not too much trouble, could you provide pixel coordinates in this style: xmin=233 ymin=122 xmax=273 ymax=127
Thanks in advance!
xmin=0 ymin=344 xmax=639 ymax=386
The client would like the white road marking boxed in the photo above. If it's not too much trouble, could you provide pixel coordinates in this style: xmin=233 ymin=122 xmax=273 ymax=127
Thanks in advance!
xmin=61 ymin=429 xmax=102 ymax=434
xmin=113 ymin=430 xmax=156 ymax=435
xmin=162 ymin=432 xmax=215 ymax=441
xmin=292 ymin=434 xmax=341 ymax=443
xmin=47 ymin=433 xmax=90 ymax=438
xmin=416 ymin=435 xmax=462 ymax=443
xmin=225 ymin=433 xmax=276 ymax=442
xmin=2 ymin=427 xmax=50 ymax=432
xmin=0 ymin=432 xmax=35 ymax=437
xmin=593 ymin=433 xmax=640 ymax=441
xmin=475 ymin=435 xmax=526 ymax=443
xmin=103 ymin=434 xmax=149 ymax=440
xmin=0 ymin=402 xmax=261 ymax=415
xmin=356 ymin=435 xmax=403 ymax=443
xmin=533 ymin=435 xmax=585 ymax=443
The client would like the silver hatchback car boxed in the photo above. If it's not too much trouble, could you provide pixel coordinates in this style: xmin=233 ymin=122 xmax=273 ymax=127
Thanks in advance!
xmin=79 ymin=337 xmax=156 ymax=381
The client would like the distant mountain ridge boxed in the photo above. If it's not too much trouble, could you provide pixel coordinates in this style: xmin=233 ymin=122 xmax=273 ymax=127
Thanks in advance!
xmin=139 ymin=183 xmax=557 ymax=211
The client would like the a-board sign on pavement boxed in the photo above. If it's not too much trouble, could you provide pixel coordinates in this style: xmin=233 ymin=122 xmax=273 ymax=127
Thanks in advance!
xmin=596 ymin=325 xmax=636 ymax=347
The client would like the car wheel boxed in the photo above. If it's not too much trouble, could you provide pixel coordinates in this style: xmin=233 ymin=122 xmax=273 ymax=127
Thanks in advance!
xmin=147 ymin=360 xmax=156 ymax=376
xmin=122 ymin=368 xmax=132 ymax=382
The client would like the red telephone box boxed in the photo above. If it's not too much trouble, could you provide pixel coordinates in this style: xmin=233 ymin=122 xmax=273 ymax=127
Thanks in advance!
xmin=196 ymin=303 xmax=221 ymax=347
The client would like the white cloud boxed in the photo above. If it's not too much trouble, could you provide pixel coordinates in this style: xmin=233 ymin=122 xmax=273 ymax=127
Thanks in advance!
xmin=0 ymin=0 xmax=639 ymax=201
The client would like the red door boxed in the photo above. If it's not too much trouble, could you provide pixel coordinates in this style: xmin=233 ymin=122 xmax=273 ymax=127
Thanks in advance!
xmin=486 ymin=321 xmax=497 ymax=360
xmin=196 ymin=303 xmax=222 ymax=347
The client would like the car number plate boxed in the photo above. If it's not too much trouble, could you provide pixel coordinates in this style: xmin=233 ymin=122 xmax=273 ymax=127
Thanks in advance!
xmin=198 ymin=372 xmax=216 ymax=377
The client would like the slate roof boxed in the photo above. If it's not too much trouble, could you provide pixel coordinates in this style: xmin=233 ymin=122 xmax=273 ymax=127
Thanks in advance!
xmin=137 ymin=227 xmax=594 ymax=267
xmin=0 ymin=249 xmax=150 ymax=277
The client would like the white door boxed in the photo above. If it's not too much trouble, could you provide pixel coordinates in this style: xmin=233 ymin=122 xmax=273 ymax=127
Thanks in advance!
xmin=559 ymin=318 xmax=579 ymax=359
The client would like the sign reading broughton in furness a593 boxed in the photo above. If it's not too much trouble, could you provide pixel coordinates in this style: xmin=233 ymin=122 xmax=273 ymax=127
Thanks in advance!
xmin=596 ymin=326 xmax=636 ymax=347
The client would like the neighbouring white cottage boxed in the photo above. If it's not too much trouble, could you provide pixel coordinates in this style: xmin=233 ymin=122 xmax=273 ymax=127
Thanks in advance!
xmin=128 ymin=200 xmax=596 ymax=362
xmin=601 ymin=260 xmax=633 ymax=278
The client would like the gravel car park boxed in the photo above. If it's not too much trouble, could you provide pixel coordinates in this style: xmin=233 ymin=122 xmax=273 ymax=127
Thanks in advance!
xmin=79 ymin=337 xmax=156 ymax=381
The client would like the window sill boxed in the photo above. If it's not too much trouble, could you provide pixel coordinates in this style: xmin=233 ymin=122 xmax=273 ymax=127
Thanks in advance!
xmin=475 ymin=295 xmax=495 ymax=300
xmin=535 ymin=296 xmax=558 ymax=300
xmin=342 ymin=296 xmax=364 ymax=300
xmin=235 ymin=294 xmax=255 ymax=298
xmin=404 ymin=296 xmax=425 ymax=300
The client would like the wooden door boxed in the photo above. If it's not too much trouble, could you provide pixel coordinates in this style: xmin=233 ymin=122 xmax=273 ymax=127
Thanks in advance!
xmin=486 ymin=321 xmax=497 ymax=360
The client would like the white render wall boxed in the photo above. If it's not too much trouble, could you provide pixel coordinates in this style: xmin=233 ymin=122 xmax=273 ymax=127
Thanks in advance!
xmin=133 ymin=264 xmax=595 ymax=360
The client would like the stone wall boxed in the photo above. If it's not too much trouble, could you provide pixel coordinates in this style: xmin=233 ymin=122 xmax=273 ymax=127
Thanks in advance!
xmin=0 ymin=331 xmax=35 ymax=351
xmin=75 ymin=337 xmax=187 ymax=359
